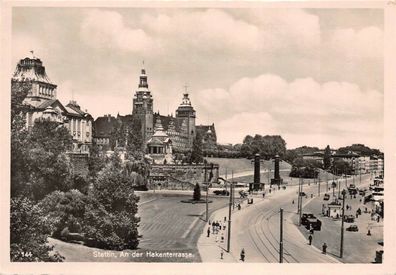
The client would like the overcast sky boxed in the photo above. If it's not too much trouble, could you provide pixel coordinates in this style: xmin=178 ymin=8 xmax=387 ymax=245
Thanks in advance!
xmin=11 ymin=7 xmax=384 ymax=150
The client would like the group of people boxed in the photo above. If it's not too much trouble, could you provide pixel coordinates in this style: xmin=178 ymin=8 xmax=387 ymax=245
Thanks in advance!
xmin=207 ymin=218 xmax=227 ymax=243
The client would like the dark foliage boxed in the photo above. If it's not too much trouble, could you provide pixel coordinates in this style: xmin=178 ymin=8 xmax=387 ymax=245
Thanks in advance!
xmin=10 ymin=196 xmax=64 ymax=262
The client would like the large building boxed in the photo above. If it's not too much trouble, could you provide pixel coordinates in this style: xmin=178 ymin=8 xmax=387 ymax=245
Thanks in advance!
xmin=93 ymin=66 xmax=216 ymax=156
xmin=12 ymin=55 xmax=93 ymax=154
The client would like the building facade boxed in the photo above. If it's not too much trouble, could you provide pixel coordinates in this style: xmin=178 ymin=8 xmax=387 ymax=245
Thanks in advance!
xmin=93 ymin=66 xmax=216 ymax=156
xmin=12 ymin=55 xmax=93 ymax=154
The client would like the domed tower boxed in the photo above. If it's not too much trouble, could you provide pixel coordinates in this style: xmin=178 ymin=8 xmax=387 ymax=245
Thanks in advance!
xmin=175 ymin=93 xmax=196 ymax=147
xmin=12 ymin=54 xmax=57 ymax=107
xmin=132 ymin=67 xmax=154 ymax=143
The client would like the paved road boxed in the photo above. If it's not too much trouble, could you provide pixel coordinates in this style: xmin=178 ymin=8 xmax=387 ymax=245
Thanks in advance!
xmin=198 ymin=180 xmax=341 ymax=263
xmin=297 ymin=174 xmax=383 ymax=263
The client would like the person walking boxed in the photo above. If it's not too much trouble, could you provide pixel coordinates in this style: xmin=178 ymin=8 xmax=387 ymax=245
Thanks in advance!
xmin=322 ymin=243 xmax=327 ymax=254
xmin=220 ymin=250 xmax=224 ymax=260
xmin=207 ymin=227 xmax=211 ymax=237
xmin=240 ymin=248 xmax=245 ymax=262
xmin=308 ymin=234 xmax=313 ymax=245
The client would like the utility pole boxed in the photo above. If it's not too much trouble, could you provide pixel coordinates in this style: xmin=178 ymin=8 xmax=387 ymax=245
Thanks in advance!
xmin=232 ymin=170 xmax=235 ymax=210
xmin=279 ymin=208 xmax=284 ymax=263
xmin=299 ymin=176 xmax=303 ymax=225
xmin=205 ymin=166 xmax=208 ymax=222
xmin=225 ymin=167 xmax=228 ymax=191
xmin=227 ymin=172 xmax=233 ymax=252
xmin=297 ymin=175 xmax=301 ymax=214
xmin=340 ymin=189 xmax=346 ymax=258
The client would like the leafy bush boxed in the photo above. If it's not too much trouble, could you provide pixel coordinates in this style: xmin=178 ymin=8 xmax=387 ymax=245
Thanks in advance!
xmin=10 ymin=196 xmax=63 ymax=262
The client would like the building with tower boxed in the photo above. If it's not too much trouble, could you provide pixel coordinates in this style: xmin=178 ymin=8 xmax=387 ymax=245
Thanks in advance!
xmin=132 ymin=68 xmax=154 ymax=144
xmin=11 ymin=54 xmax=93 ymax=154
xmin=93 ymin=65 xmax=216 ymax=159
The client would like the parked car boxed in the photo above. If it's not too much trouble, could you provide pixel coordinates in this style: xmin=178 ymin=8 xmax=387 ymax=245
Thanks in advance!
xmin=213 ymin=190 xmax=230 ymax=196
xmin=343 ymin=215 xmax=355 ymax=223
xmin=346 ymin=224 xmax=359 ymax=232
xmin=323 ymin=194 xmax=330 ymax=201
xmin=301 ymin=213 xmax=322 ymax=231
xmin=299 ymin=192 xmax=306 ymax=197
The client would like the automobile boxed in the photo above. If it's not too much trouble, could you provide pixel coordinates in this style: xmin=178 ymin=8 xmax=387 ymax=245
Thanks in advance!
xmin=346 ymin=224 xmax=359 ymax=232
xmin=299 ymin=192 xmax=306 ymax=197
xmin=301 ymin=213 xmax=315 ymax=226
xmin=301 ymin=213 xmax=322 ymax=231
xmin=343 ymin=215 xmax=355 ymax=223
xmin=323 ymin=194 xmax=330 ymax=201
xmin=213 ymin=190 xmax=230 ymax=196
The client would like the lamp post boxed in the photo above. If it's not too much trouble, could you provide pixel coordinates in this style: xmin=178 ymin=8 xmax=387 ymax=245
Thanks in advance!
xmin=227 ymin=173 xmax=233 ymax=252
xmin=340 ymin=189 xmax=346 ymax=258
xmin=279 ymin=208 xmax=284 ymax=263
xmin=317 ymin=169 xmax=320 ymax=196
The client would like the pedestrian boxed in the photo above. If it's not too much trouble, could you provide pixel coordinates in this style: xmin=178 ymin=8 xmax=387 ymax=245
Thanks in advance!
xmin=220 ymin=250 xmax=224 ymax=260
xmin=322 ymin=243 xmax=327 ymax=254
xmin=308 ymin=234 xmax=313 ymax=245
xmin=238 ymin=204 xmax=241 ymax=210
xmin=223 ymin=224 xmax=226 ymax=230
xmin=240 ymin=248 xmax=245 ymax=262
xmin=377 ymin=215 xmax=380 ymax=223
xmin=263 ymin=193 xmax=265 ymax=198
xmin=292 ymin=200 xmax=294 ymax=204
xmin=207 ymin=227 xmax=210 ymax=237
xmin=224 ymin=216 xmax=227 ymax=222
xmin=356 ymin=212 xmax=358 ymax=219
xmin=221 ymin=233 xmax=224 ymax=243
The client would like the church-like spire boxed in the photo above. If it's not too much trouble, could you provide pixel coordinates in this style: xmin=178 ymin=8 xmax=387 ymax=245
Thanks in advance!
xmin=138 ymin=62 xmax=148 ymax=88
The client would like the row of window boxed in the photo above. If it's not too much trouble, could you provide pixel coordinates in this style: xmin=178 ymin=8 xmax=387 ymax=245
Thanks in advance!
xmin=38 ymin=85 xmax=54 ymax=97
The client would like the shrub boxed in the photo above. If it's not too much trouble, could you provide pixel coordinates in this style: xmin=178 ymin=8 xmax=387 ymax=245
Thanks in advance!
xmin=10 ymin=196 xmax=64 ymax=262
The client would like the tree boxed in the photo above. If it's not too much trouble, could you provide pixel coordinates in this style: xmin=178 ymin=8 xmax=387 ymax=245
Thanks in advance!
xmin=323 ymin=145 xmax=332 ymax=170
xmin=240 ymin=134 xmax=287 ymax=159
xmin=190 ymin=132 xmax=204 ymax=164
xmin=193 ymin=183 xmax=201 ymax=201
xmin=10 ymin=196 xmax=63 ymax=262
xmin=11 ymin=118 xmax=74 ymax=200
xmin=91 ymin=156 xmax=140 ymax=249
xmin=332 ymin=159 xmax=353 ymax=175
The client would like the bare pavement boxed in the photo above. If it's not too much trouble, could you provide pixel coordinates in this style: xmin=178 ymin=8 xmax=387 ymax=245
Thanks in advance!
xmin=198 ymin=180 xmax=343 ymax=263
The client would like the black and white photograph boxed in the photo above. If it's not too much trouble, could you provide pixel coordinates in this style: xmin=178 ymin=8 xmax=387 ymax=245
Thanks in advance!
xmin=1 ymin=1 xmax=396 ymax=274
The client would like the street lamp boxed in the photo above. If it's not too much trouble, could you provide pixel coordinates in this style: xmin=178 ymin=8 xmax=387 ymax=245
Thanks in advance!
xmin=340 ymin=189 xmax=346 ymax=258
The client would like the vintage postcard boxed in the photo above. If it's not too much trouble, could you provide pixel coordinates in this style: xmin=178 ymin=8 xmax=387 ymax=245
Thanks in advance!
xmin=1 ymin=1 xmax=396 ymax=274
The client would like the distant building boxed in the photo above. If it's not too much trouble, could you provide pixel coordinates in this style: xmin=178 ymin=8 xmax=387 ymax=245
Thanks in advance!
xmin=93 ymin=66 xmax=216 ymax=157
xmin=301 ymin=152 xmax=324 ymax=164
xmin=196 ymin=124 xmax=217 ymax=151
xmin=11 ymin=55 xmax=93 ymax=154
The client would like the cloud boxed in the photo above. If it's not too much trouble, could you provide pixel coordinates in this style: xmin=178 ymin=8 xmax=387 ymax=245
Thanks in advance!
xmin=80 ymin=9 xmax=154 ymax=53
xmin=195 ymin=74 xmax=383 ymax=148
xmin=328 ymin=26 xmax=383 ymax=60
xmin=216 ymin=112 xmax=278 ymax=144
